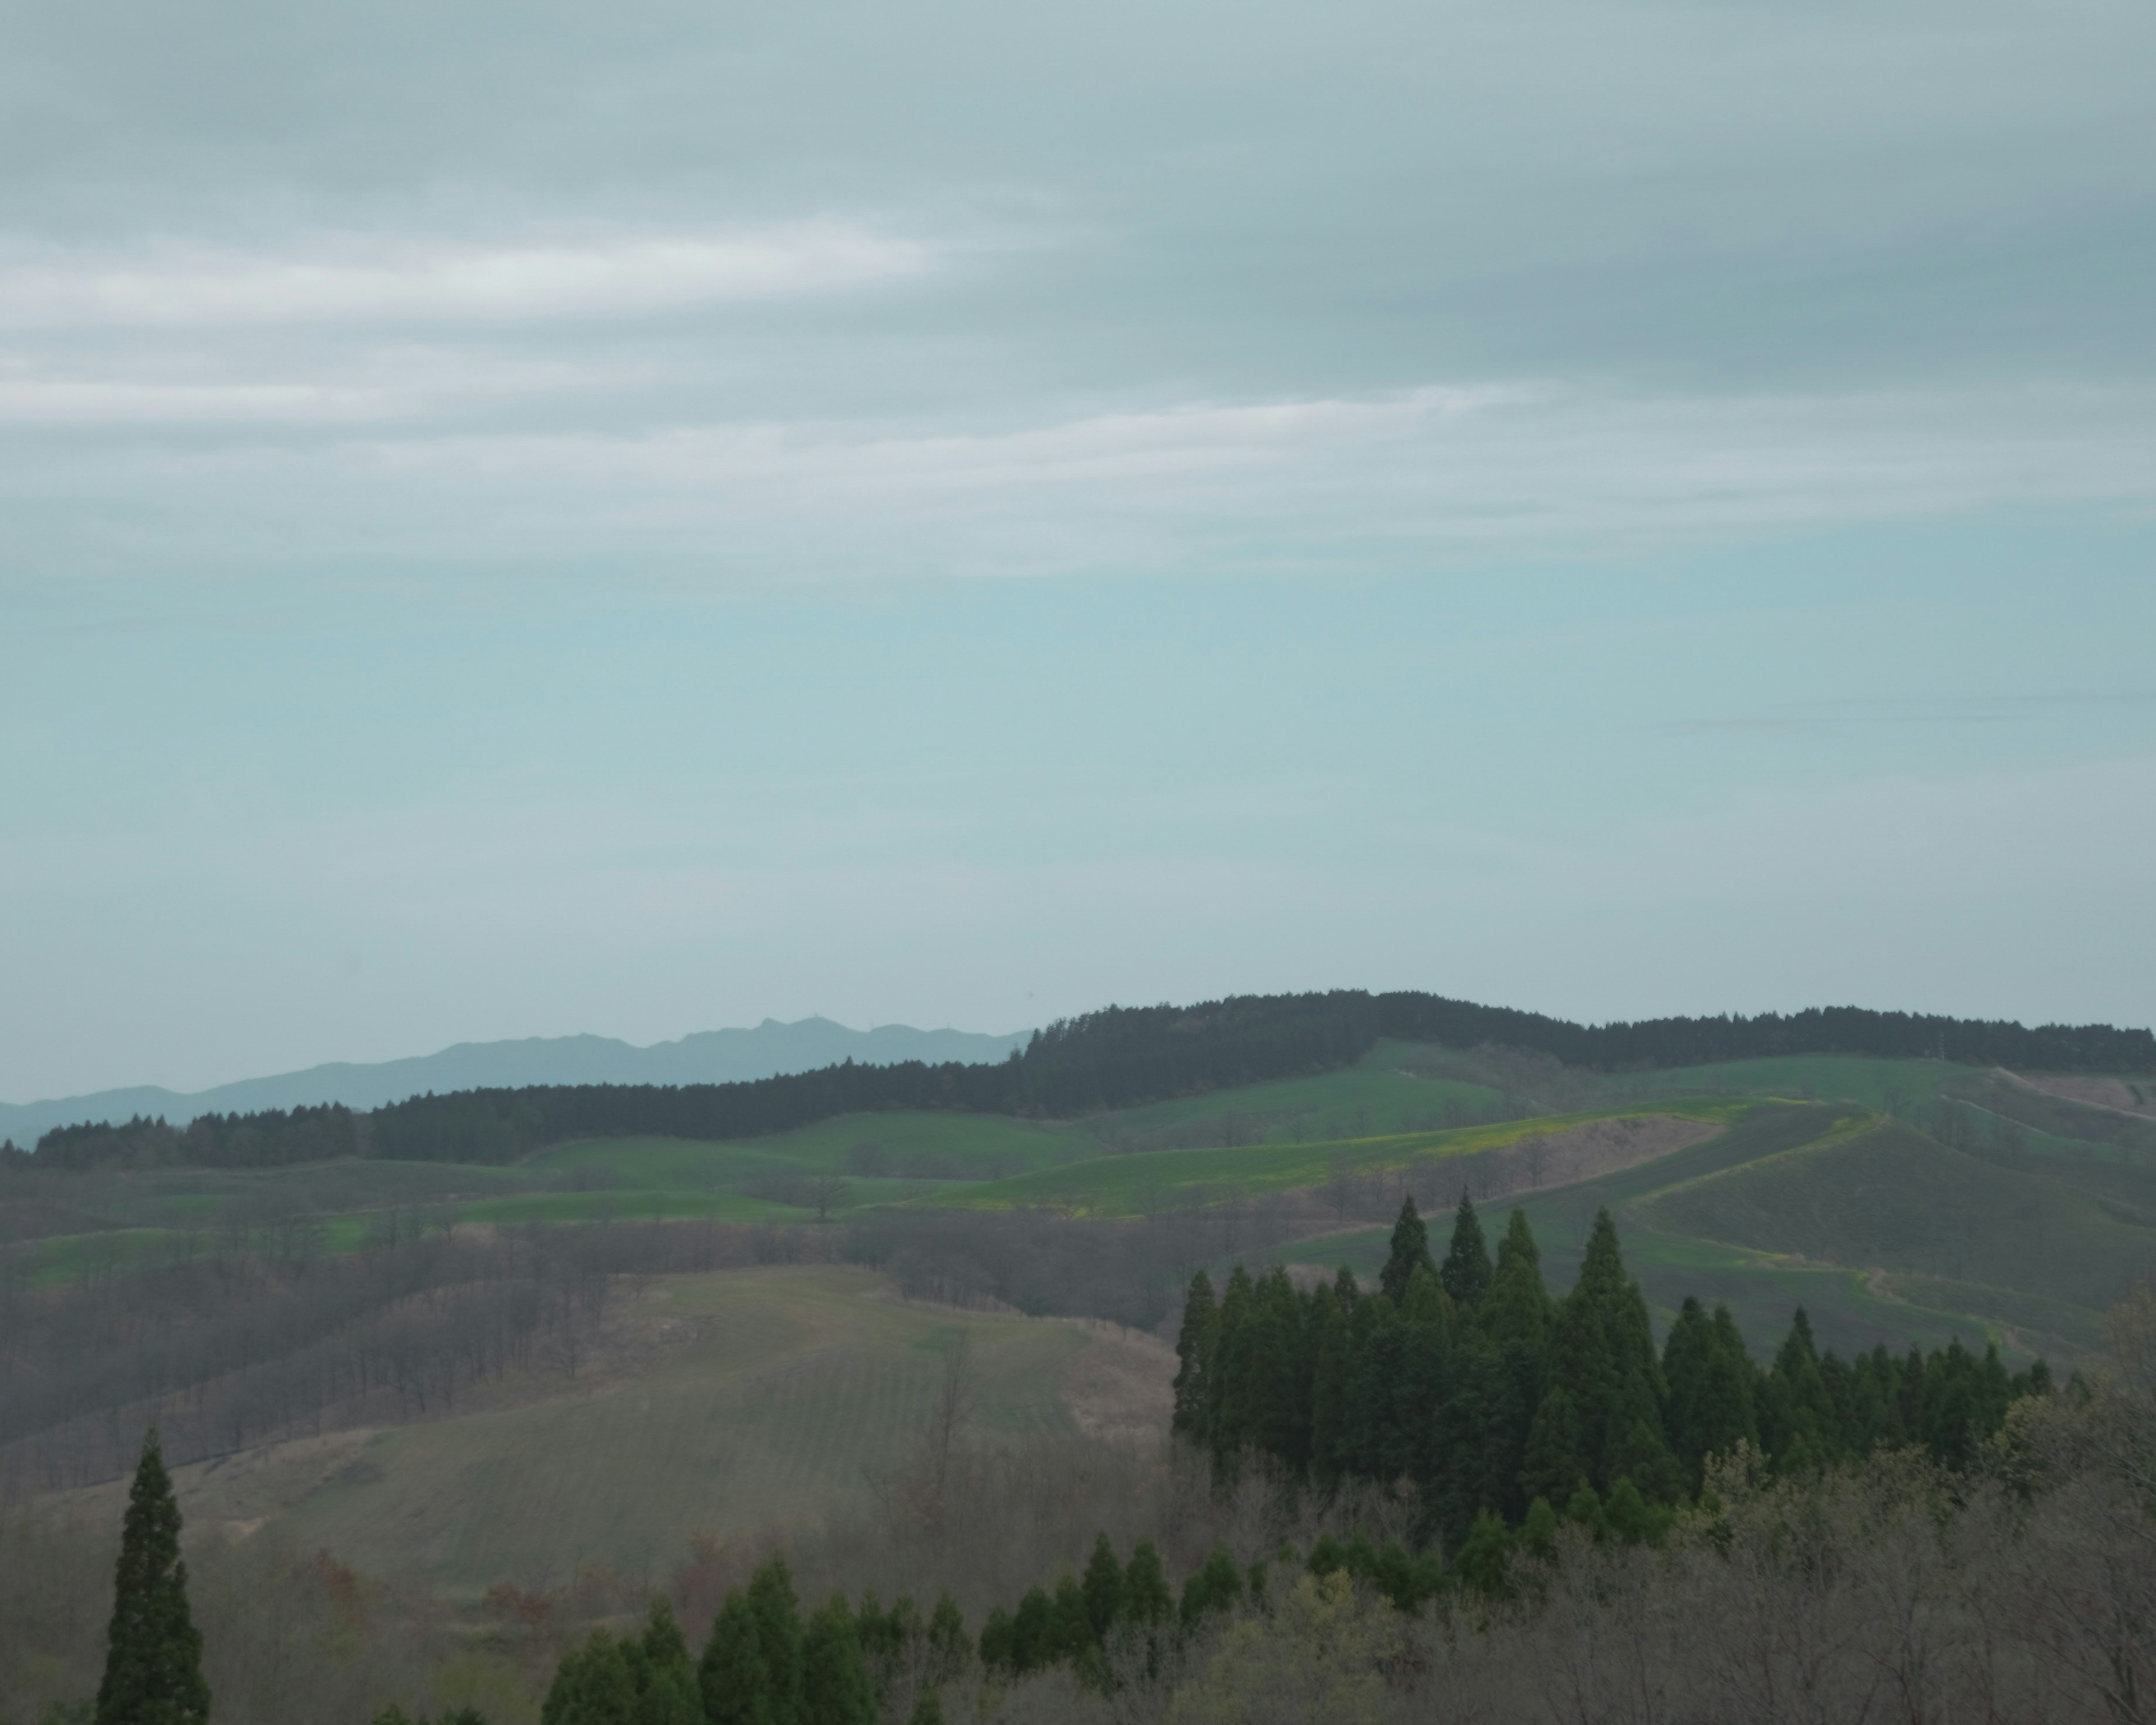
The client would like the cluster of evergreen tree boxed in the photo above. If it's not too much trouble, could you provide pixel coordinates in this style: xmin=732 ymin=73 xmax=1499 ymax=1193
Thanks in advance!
xmin=538 ymin=1557 xmax=968 ymax=1725
xmin=34 ymin=1104 xmax=360 ymax=1170
xmin=1174 ymin=1198 xmax=2050 ymax=1549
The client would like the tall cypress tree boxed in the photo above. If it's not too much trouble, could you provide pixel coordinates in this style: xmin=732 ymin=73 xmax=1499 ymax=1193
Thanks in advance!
xmin=96 ymin=1426 xmax=209 ymax=1725
xmin=1171 ymin=1271 xmax=1217 ymax=1439
xmin=637 ymin=1599 xmax=702 ymax=1725
xmin=1439 ymin=1194 xmax=1494 ymax=1308
xmin=1662 ymin=1298 xmax=1758 ymax=1494
xmin=1205 ymin=1267 xmax=1259 ymax=1467
xmin=1306 ymin=1281 xmax=1353 ymax=1485
xmin=701 ymin=1591 xmax=773 ymax=1725
xmin=1378 ymin=1195 xmax=1435 ymax=1305
xmin=748 ymin=1558 xmax=807 ymax=1725
xmin=1520 ymin=1210 xmax=1681 ymax=1503
xmin=1080 ymin=1535 xmax=1125 ymax=1640
xmin=800 ymin=1596 xmax=874 ymax=1725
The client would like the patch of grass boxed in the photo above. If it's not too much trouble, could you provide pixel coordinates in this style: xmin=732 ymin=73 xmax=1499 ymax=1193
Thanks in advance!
xmin=1609 ymin=1055 xmax=1970 ymax=1111
xmin=453 ymin=1189 xmax=803 ymax=1227
xmin=1082 ymin=1042 xmax=1514 ymax=1146
xmin=535 ymin=1111 xmax=1085 ymax=1188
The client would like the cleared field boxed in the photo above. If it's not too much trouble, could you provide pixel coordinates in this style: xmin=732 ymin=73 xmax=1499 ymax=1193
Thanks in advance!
xmin=76 ymin=1265 xmax=1125 ymax=1597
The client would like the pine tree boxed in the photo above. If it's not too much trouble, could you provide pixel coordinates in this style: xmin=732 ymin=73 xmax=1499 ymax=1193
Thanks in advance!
xmin=1482 ymin=1210 xmax=1552 ymax=1354
xmin=906 ymin=1691 xmax=943 ymax=1725
xmin=1520 ymin=1210 xmax=1680 ymax=1503
xmin=1205 ymin=1266 xmax=1259 ymax=1469
xmin=636 ymin=1599 xmax=701 ymax=1725
xmin=1122 ymin=1540 xmax=1173 ymax=1625
xmin=801 ymin=1596 xmax=873 ymax=1725
xmin=1080 ymin=1534 xmax=1125 ymax=1640
xmin=95 ymin=1427 xmax=209 ymax=1725
xmin=1049 ymin=1576 xmax=1093 ymax=1660
xmin=1177 ymin=1546 xmax=1243 ymax=1627
xmin=1378 ymin=1195 xmax=1435 ymax=1305
xmin=1306 ymin=1283 xmax=1351 ymax=1485
xmin=923 ymin=1592 xmax=969 ymax=1685
xmin=1761 ymin=1309 xmax=1837 ymax=1473
xmin=1439 ymin=1193 xmax=1494 ymax=1307
xmin=544 ymin=1631 xmax=638 ymax=1725
xmin=702 ymin=1590 xmax=772 ymax=1725
xmin=1171 ymin=1271 xmax=1217 ymax=1439
xmin=1248 ymin=1268 xmax=1313 ymax=1474
xmin=1662 ymin=1298 xmax=1758 ymax=1494
xmin=747 ymin=1558 xmax=806 ymax=1725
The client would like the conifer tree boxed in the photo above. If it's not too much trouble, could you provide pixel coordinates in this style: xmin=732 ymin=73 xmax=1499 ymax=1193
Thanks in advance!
xmin=1178 ymin=1546 xmax=1244 ymax=1627
xmin=747 ymin=1558 xmax=806 ymax=1725
xmin=1008 ymin=1587 xmax=1052 ymax=1673
xmin=1171 ymin=1271 xmax=1217 ymax=1438
xmin=95 ymin=1426 xmax=209 ymax=1725
xmin=1305 ymin=1283 xmax=1352 ymax=1485
xmin=906 ymin=1691 xmax=943 ymax=1725
xmin=1378 ymin=1195 xmax=1435 ymax=1305
xmin=701 ymin=1592 xmax=773 ymax=1725
xmin=1520 ymin=1211 xmax=1680 ymax=1502
xmin=1662 ymin=1298 xmax=1758 ymax=1494
xmin=924 ymin=1592 xmax=969 ymax=1685
xmin=1761 ymin=1308 xmax=1837 ymax=1473
xmin=543 ymin=1630 xmax=637 ymax=1725
xmin=1122 ymin=1541 xmax=1173 ymax=1625
xmin=1205 ymin=1267 xmax=1259 ymax=1468
xmin=1439 ymin=1193 xmax=1494 ymax=1307
xmin=1080 ymin=1534 xmax=1125 ymax=1640
xmin=1482 ymin=1210 xmax=1552 ymax=1355
xmin=801 ymin=1596 xmax=873 ymax=1725
xmin=636 ymin=1599 xmax=701 ymax=1725
xmin=1249 ymin=1267 xmax=1313 ymax=1473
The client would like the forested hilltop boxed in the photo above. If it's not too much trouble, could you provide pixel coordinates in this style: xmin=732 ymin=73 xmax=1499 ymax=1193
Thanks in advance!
xmin=21 ymin=991 xmax=2155 ymax=1169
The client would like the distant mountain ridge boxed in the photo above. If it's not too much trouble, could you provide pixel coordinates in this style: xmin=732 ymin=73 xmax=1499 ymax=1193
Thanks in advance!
xmin=0 ymin=1018 xmax=1030 ymax=1144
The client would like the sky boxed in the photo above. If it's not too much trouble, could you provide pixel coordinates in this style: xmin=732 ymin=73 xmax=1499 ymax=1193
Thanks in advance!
xmin=3 ymin=0 xmax=2154 ymax=1100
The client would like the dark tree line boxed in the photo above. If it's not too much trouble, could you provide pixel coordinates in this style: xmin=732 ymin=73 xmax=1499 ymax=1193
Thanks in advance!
xmin=29 ymin=991 xmax=2152 ymax=1171
xmin=32 ymin=1105 xmax=363 ymax=1171
xmin=1173 ymin=1197 xmax=2051 ymax=1550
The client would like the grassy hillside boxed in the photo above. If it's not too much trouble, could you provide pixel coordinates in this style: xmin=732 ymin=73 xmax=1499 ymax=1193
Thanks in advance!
xmin=922 ymin=1102 xmax=1744 ymax=1219
xmin=63 ymin=1265 xmax=1140 ymax=1598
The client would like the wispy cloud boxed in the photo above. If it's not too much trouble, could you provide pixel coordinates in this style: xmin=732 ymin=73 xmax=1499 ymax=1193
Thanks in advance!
xmin=0 ymin=225 xmax=932 ymax=327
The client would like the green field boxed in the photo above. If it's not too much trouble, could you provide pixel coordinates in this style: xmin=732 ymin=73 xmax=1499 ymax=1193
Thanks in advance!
xmin=920 ymin=1100 xmax=1747 ymax=1219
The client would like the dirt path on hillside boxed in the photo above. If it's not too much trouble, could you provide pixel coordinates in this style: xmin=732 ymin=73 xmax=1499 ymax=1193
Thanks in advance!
xmin=1999 ymin=1068 xmax=2156 ymax=1121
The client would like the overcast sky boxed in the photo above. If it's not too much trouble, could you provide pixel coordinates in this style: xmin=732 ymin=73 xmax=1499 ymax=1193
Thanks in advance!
xmin=4 ymin=0 xmax=2153 ymax=1099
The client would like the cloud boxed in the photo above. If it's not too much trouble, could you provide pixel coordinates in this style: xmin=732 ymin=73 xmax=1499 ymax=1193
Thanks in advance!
xmin=327 ymin=378 xmax=2156 ymax=572
xmin=0 ymin=225 xmax=932 ymax=327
